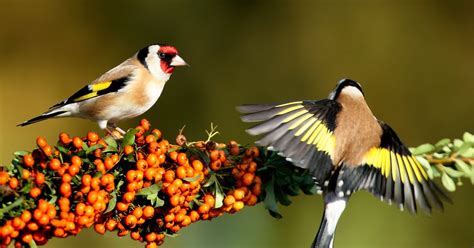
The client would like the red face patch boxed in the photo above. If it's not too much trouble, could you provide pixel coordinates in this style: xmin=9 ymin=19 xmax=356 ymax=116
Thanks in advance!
xmin=158 ymin=46 xmax=178 ymax=74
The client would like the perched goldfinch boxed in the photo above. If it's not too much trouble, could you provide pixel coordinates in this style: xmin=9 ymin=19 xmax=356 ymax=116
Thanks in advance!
xmin=237 ymin=79 xmax=450 ymax=248
xmin=18 ymin=44 xmax=187 ymax=135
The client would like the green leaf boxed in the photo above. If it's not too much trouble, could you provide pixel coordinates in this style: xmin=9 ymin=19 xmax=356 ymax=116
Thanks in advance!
xmin=263 ymin=178 xmax=282 ymax=219
xmin=463 ymin=132 xmax=474 ymax=143
xmin=461 ymin=148 xmax=474 ymax=158
xmin=82 ymin=142 xmax=89 ymax=151
xmin=103 ymin=136 xmax=118 ymax=153
xmin=203 ymin=174 xmax=217 ymax=188
xmin=441 ymin=172 xmax=456 ymax=192
xmin=453 ymin=139 xmax=463 ymax=149
xmin=56 ymin=145 xmax=69 ymax=155
xmin=0 ymin=197 xmax=24 ymax=215
xmin=214 ymin=184 xmax=224 ymax=208
xmin=443 ymin=166 xmax=465 ymax=178
xmin=104 ymin=193 xmax=117 ymax=214
xmin=48 ymin=196 xmax=58 ymax=204
xmin=183 ymin=174 xmax=201 ymax=183
xmin=457 ymin=142 xmax=471 ymax=155
xmin=275 ymin=185 xmax=292 ymax=206
xmin=86 ymin=144 xmax=104 ymax=155
xmin=137 ymin=183 xmax=162 ymax=196
xmin=454 ymin=159 xmax=471 ymax=174
xmin=416 ymin=156 xmax=433 ymax=179
xmin=122 ymin=129 xmax=139 ymax=147
xmin=29 ymin=240 xmax=38 ymax=248
xmin=13 ymin=151 xmax=29 ymax=157
xmin=412 ymin=143 xmax=435 ymax=155
xmin=435 ymin=138 xmax=451 ymax=149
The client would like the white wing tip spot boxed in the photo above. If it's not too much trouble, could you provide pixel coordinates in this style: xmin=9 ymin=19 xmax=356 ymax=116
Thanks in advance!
xmin=337 ymin=191 xmax=344 ymax=198
xmin=337 ymin=180 xmax=344 ymax=187
xmin=316 ymin=190 xmax=323 ymax=195
xmin=345 ymin=190 xmax=351 ymax=196
xmin=324 ymin=180 xmax=329 ymax=187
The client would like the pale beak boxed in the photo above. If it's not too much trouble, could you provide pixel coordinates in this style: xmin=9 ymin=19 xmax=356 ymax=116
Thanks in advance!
xmin=170 ymin=55 xmax=189 ymax=66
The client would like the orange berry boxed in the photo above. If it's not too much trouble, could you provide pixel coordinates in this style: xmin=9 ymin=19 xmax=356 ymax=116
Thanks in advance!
xmin=169 ymin=194 xmax=180 ymax=206
xmin=204 ymin=194 xmax=215 ymax=207
xmin=189 ymin=210 xmax=200 ymax=222
xmin=21 ymin=233 xmax=33 ymax=244
xmin=126 ymin=170 xmax=137 ymax=182
xmin=36 ymin=137 xmax=47 ymax=148
xmin=30 ymin=187 xmax=41 ymax=198
xmin=143 ymin=206 xmax=154 ymax=219
xmin=104 ymin=157 xmax=115 ymax=170
xmin=130 ymin=231 xmax=141 ymax=240
xmin=232 ymin=201 xmax=245 ymax=211
xmin=41 ymin=145 xmax=52 ymax=156
xmin=68 ymin=164 xmax=80 ymax=176
xmin=60 ymin=183 xmax=71 ymax=197
xmin=35 ymin=172 xmax=45 ymax=186
xmin=132 ymin=207 xmax=143 ymax=218
xmin=224 ymin=195 xmax=236 ymax=206
xmin=166 ymin=185 xmax=178 ymax=196
xmin=168 ymin=151 xmax=178 ymax=162
xmin=136 ymin=159 xmax=148 ymax=171
xmin=47 ymin=158 xmax=60 ymax=171
xmin=38 ymin=214 xmax=50 ymax=226
xmin=209 ymin=150 xmax=219 ymax=161
xmin=59 ymin=132 xmax=71 ymax=145
xmin=71 ymin=156 xmax=82 ymax=167
xmin=73 ymin=137 xmax=83 ymax=149
xmin=23 ymin=154 xmax=35 ymax=167
xmin=247 ymin=194 xmax=258 ymax=206
xmin=140 ymin=119 xmax=151 ymax=131
xmin=192 ymin=160 xmax=204 ymax=171
xmin=145 ymin=134 xmax=156 ymax=144
xmin=124 ymin=145 xmax=134 ymax=155
xmin=124 ymin=214 xmax=137 ymax=228
xmin=22 ymin=170 xmax=31 ymax=180
xmin=198 ymin=203 xmax=211 ymax=214
xmin=123 ymin=192 xmax=135 ymax=203
xmin=87 ymin=132 xmax=99 ymax=142
xmin=164 ymin=170 xmax=175 ymax=183
xmin=164 ymin=213 xmax=175 ymax=223
xmin=234 ymin=188 xmax=246 ymax=200
xmin=81 ymin=174 xmax=92 ymax=186
xmin=105 ymin=219 xmax=117 ymax=231
xmin=146 ymin=154 xmax=158 ymax=167
xmin=8 ymin=177 xmax=19 ymax=190
xmin=177 ymin=153 xmax=188 ymax=165
xmin=20 ymin=210 xmax=31 ymax=223
xmin=145 ymin=232 xmax=157 ymax=242
xmin=242 ymin=172 xmax=255 ymax=186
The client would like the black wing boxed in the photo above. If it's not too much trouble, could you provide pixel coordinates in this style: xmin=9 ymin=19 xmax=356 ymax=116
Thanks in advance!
xmin=337 ymin=121 xmax=451 ymax=214
xmin=237 ymin=99 xmax=341 ymax=182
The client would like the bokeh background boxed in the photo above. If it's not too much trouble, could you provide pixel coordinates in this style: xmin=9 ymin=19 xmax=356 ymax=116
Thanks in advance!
xmin=1 ymin=1 xmax=473 ymax=247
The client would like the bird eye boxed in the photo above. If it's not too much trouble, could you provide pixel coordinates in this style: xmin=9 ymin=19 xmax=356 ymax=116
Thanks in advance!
xmin=158 ymin=52 xmax=166 ymax=59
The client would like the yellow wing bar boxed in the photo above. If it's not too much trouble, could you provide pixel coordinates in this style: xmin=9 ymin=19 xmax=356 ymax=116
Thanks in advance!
xmin=365 ymin=147 xmax=428 ymax=183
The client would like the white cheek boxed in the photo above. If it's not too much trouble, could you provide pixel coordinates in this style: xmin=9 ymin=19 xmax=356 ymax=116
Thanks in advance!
xmin=146 ymin=55 xmax=171 ymax=82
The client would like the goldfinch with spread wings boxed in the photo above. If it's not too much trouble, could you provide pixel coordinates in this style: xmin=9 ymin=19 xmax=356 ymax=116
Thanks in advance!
xmin=237 ymin=79 xmax=450 ymax=248
xmin=18 ymin=44 xmax=187 ymax=135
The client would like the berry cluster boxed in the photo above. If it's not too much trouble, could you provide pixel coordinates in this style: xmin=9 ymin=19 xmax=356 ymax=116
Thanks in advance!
xmin=0 ymin=120 xmax=264 ymax=247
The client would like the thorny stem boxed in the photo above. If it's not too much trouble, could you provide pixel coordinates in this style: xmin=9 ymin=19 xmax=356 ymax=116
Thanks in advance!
xmin=205 ymin=123 xmax=220 ymax=142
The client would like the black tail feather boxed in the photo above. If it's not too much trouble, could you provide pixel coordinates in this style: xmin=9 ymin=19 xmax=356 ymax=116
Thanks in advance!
xmin=17 ymin=111 xmax=67 ymax=127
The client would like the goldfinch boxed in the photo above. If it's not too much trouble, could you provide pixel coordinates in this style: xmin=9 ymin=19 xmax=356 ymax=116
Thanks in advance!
xmin=237 ymin=79 xmax=450 ymax=248
xmin=18 ymin=44 xmax=187 ymax=135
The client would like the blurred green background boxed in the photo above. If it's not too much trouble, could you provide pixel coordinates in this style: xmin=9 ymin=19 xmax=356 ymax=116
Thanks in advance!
xmin=1 ymin=1 xmax=473 ymax=247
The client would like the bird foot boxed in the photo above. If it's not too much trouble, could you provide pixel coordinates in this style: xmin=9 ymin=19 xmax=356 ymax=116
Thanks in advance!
xmin=105 ymin=128 xmax=124 ymax=140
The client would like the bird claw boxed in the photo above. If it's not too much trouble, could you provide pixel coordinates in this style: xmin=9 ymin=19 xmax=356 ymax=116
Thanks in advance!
xmin=105 ymin=128 xmax=124 ymax=140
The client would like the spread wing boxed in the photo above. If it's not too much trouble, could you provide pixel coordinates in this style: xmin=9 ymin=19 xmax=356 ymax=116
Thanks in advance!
xmin=337 ymin=121 xmax=450 ymax=214
xmin=237 ymin=100 xmax=341 ymax=182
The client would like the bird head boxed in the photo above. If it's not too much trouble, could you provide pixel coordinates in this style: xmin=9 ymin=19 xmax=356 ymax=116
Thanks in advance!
xmin=328 ymin=78 xmax=364 ymax=100
xmin=137 ymin=44 xmax=188 ymax=79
